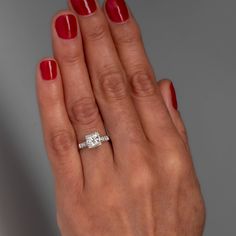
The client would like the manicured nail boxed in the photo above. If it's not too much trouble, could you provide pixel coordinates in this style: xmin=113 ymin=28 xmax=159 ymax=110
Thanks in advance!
xmin=105 ymin=0 xmax=129 ymax=23
xmin=55 ymin=14 xmax=78 ymax=39
xmin=71 ymin=0 xmax=97 ymax=16
xmin=40 ymin=60 xmax=57 ymax=81
xmin=170 ymin=82 xmax=178 ymax=110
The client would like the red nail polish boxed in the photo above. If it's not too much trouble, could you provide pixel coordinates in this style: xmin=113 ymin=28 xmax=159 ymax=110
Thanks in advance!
xmin=105 ymin=0 xmax=129 ymax=23
xmin=71 ymin=0 xmax=97 ymax=16
xmin=170 ymin=82 xmax=178 ymax=110
xmin=55 ymin=14 xmax=78 ymax=39
xmin=40 ymin=60 xmax=57 ymax=81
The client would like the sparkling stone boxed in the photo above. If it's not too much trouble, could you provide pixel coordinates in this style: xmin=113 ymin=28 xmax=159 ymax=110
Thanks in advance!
xmin=85 ymin=132 xmax=102 ymax=149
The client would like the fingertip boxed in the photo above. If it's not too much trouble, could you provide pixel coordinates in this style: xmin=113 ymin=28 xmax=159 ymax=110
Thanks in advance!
xmin=170 ymin=82 xmax=178 ymax=110
xmin=69 ymin=0 xmax=98 ymax=17
xmin=158 ymin=79 xmax=188 ymax=144
xmin=51 ymin=10 xmax=79 ymax=40
xmin=36 ymin=58 xmax=62 ymax=109
xmin=158 ymin=79 xmax=178 ymax=111
xmin=51 ymin=9 xmax=77 ymax=26
xmin=104 ymin=0 xmax=130 ymax=24
xmin=38 ymin=58 xmax=58 ymax=81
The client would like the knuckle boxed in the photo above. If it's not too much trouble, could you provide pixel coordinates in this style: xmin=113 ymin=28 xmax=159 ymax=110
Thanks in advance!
xmin=130 ymin=71 xmax=156 ymax=97
xmin=84 ymin=23 xmax=108 ymax=41
xmin=60 ymin=46 xmax=81 ymax=67
xmin=115 ymin=26 xmax=141 ymax=46
xmin=163 ymin=154 xmax=187 ymax=178
xmin=96 ymin=68 xmax=127 ymax=100
xmin=49 ymin=130 xmax=75 ymax=156
xmin=61 ymin=54 xmax=81 ymax=67
xmin=130 ymin=164 xmax=154 ymax=191
xmin=70 ymin=98 xmax=99 ymax=126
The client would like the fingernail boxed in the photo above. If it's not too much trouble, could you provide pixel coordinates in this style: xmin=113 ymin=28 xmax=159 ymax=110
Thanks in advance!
xmin=40 ymin=60 xmax=57 ymax=81
xmin=170 ymin=82 xmax=178 ymax=110
xmin=55 ymin=14 xmax=78 ymax=39
xmin=71 ymin=0 xmax=97 ymax=16
xmin=105 ymin=0 xmax=129 ymax=23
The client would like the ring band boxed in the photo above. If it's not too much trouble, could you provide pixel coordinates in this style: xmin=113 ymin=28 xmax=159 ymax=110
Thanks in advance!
xmin=78 ymin=131 xmax=110 ymax=150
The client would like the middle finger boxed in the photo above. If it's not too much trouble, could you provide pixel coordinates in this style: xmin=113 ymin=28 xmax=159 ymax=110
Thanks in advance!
xmin=69 ymin=0 xmax=146 ymax=156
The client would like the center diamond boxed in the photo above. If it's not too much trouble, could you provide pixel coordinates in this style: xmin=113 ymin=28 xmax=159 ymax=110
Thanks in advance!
xmin=85 ymin=132 xmax=102 ymax=149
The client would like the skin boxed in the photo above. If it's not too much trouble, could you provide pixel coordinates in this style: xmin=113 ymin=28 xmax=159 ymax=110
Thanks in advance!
xmin=36 ymin=1 xmax=206 ymax=235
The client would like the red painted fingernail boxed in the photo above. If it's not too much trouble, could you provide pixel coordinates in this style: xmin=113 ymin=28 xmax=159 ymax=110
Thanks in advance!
xmin=71 ymin=0 xmax=97 ymax=16
xmin=105 ymin=0 xmax=129 ymax=23
xmin=170 ymin=82 xmax=178 ymax=110
xmin=55 ymin=14 xmax=78 ymax=39
xmin=40 ymin=60 xmax=57 ymax=81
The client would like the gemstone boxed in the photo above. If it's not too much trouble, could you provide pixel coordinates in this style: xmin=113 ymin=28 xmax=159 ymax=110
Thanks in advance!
xmin=85 ymin=132 xmax=102 ymax=149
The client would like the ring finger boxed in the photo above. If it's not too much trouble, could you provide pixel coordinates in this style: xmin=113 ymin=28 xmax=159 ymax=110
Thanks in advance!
xmin=52 ymin=11 xmax=114 ymax=185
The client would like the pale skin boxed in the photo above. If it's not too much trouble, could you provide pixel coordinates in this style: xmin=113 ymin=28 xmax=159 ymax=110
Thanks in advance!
xmin=36 ymin=0 xmax=205 ymax=235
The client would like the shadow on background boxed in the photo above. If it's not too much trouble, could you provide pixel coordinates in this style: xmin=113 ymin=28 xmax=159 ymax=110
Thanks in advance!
xmin=0 ymin=115 xmax=57 ymax=236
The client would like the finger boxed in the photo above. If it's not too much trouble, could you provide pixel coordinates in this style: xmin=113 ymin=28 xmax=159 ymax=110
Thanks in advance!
xmin=103 ymin=0 xmax=176 ymax=142
xmin=51 ymin=11 xmax=114 ymax=185
xmin=158 ymin=79 xmax=189 ymax=145
xmin=36 ymin=58 xmax=84 ymax=194
xmin=69 ymin=1 xmax=146 ymax=155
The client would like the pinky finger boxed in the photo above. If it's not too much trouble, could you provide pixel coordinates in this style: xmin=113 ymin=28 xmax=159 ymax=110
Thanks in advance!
xmin=36 ymin=58 xmax=84 ymax=194
xmin=158 ymin=79 xmax=189 ymax=146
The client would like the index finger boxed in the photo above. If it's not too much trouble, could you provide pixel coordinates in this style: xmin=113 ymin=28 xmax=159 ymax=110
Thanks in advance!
xmin=36 ymin=58 xmax=84 ymax=194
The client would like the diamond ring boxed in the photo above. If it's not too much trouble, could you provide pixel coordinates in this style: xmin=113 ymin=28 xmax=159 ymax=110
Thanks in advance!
xmin=78 ymin=131 xmax=110 ymax=150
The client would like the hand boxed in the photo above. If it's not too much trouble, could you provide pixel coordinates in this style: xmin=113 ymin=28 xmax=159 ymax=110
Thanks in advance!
xmin=36 ymin=0 xmax=205 ymax=235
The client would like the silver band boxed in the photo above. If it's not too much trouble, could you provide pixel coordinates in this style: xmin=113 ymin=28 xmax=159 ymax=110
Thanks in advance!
xmin=78 ymin=131 xmax=110 ymax=150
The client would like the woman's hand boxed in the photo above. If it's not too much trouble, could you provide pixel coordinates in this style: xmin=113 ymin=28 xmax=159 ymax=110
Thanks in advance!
xmin=36 ymin=0 xmax=205 ymax=235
